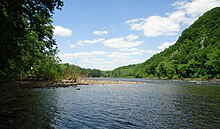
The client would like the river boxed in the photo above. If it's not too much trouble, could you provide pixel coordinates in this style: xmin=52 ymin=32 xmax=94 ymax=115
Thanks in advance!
xmin=0 ymin=79 xmax=220 ymax=128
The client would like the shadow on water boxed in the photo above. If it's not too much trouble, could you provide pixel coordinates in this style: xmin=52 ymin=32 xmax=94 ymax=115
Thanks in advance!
xmin=0 ymin=83 xmax=58 ymax=129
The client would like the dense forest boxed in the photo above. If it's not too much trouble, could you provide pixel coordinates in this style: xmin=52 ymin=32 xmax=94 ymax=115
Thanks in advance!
xmin=103 ymin=7 xmax=220 ymax=79
xmin=0 ymin=0 xmax=101 ymax=82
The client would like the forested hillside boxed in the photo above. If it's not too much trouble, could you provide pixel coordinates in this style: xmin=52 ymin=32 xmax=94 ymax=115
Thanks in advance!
xmin=104 ymin=7 xmax=220 ymax=79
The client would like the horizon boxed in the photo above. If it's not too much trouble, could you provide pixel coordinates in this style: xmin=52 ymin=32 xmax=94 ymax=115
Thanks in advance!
xmin=52 ymin=0 xmax=220 ymax=70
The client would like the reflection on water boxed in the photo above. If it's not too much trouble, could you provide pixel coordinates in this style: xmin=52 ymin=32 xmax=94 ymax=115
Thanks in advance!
xmin=0 ymin=80 xmax=220 ymax=128
xmin=0 ymin=85 xmax=58 ymax=128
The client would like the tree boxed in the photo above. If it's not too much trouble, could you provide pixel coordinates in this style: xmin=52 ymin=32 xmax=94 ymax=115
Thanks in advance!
xmin=0 ymin=0 xmax=63 ymax=81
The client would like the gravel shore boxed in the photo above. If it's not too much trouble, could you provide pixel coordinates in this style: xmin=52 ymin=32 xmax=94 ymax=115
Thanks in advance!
xmin=1 ymin=78 xmax=143 ymax=89
xmin=80 ymin=79 xmax=143 ymax=85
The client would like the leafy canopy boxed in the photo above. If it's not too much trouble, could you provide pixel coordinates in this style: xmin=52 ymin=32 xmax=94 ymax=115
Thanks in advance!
xmin=0 ymin=0 xmax=63 ymax=81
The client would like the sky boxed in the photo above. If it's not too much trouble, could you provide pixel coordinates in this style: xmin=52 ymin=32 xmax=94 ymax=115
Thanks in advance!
xmin=52 ymin=0 xmax=220 ymax=70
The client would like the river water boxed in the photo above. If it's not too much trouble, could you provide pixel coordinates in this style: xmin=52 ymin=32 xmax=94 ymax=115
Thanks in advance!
xmin=0 ymin=79 xmax=220 ymax=128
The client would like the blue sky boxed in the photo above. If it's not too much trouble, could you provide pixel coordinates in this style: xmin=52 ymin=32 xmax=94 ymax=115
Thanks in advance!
xmin=52 ymin=0 xmax=220 ymax=70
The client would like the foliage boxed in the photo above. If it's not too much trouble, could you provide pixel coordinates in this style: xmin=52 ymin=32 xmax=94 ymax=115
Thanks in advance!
xmin=103 ymin=7 xmax=220 ymax=79
xmin=1 ymin=2 xmax=219 ymax=81
xmin=0 ymin=0 xmax=104 ymax=82
xmin=57 ymin=63 xmax=102 ymax=79
xmin=0 ymin=0 xmax=63 ymax=81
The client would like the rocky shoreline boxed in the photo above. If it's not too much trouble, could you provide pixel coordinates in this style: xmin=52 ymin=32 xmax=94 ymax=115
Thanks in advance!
xmin=80 ymin=79 xmax=143 ymax=85
xmin=2 ymin=78 xmax=144 ymax=89
xmin=2 ymin=78 xmax=219 ymax=89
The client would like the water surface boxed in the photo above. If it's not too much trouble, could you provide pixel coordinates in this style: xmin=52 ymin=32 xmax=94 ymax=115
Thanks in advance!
xmin=0 ymin=79 xmax=220 ymax=128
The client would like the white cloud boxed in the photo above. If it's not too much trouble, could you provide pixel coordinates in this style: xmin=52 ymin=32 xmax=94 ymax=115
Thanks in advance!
xmin=174 ymin=0 xmax=220 ymax=17
xmin=103 ymin=37 xmax=143 ymax=49
xmin=106 ymin=52 xmax=142 ymax=64
xmin=77 ymin=38 xmax=105 ymax=46
xmin=172 ymin=1 xmax=187 ymax=7
xmin=168 ymin=10 xmax=185 ymax=23
xmin=172 ymin=0 xmax=220 ymax=25
xmin=158 ymin=41 xmax=175 ymax=50
xmin=58 ymin=47 xmax=156 ymax=70
xmin=133 ymin=16 xmax=181 ymax=37
xmin=120 ymin=48 xmax=141 ymax=52
xmin=69 ymin=44 xmax=76 ymax=48
xmin=119 ymin=48 xmax=159 ymax=55
xmin=126 ymin=15 xmax=181 ymax=37
xmin=127 ymin=16 xmax=181 ymax=37
xmin=126 ymin=0 xmax=220 ymax=37
xmin=125 ymin=18 xmax=145 ymax=24
xmin=145 ymin=50 xmax=160 ymax=54
xmin=126 ymin=34 xmax=139 ymax=41
xmin=90 ymin=51 xmax=106 ymax=56
xmin=103 ymin=34 xmax=143 ymax=49
xmin=93 ymin=31 xmax=108 ymax=35
xmin=75 ymin=34 xmax=143 ymax=49
xmin=67 ymin=40 xmax=77 ymax=48
xmin=53 ymin=26 xmax=73 ymax=37
xmin=120 ymin=48 xmax=144 ymax=55
xmin=59 ymin=51 xmax=106 ymax=60
xmin=59 ymin=52 xmax=94 ymax=60
xmin=126 ymin=18 xmax=145 ymax=31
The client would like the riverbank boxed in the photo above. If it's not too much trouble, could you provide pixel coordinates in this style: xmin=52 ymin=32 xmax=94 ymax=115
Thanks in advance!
xmin=1 ymin=78 xmax=144 ymax=89
xmin=2 ymin=77 xmax=219 ymax=89
xmin=1 ymin=81 xmax=80 ymax=89
xmin=80 ymin=78 xmax=143 ymax=85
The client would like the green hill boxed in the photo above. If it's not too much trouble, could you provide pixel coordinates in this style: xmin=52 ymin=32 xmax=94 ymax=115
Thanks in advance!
xmin=103 ymin=7 xmax=220 ymax=79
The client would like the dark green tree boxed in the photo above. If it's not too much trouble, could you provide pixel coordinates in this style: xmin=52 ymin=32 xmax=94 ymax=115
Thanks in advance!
xmin=0 ymin=0 xmax=63 ymax=81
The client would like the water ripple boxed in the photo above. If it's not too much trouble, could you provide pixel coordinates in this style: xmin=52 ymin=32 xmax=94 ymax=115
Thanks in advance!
xmin=1 ymin=80 xmax=220 ymax=128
